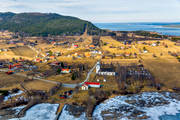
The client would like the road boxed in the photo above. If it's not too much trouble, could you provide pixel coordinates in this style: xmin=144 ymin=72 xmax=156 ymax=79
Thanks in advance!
xmin=62 ymin=61 xmax=98 ymax=88
xmin=0 ymin=61 xmax=98 ymax=88
xmin=54 ymin=62 xmax=98 ymax=120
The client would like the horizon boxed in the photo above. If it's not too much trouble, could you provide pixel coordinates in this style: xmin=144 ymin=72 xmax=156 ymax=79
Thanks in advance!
xmin=1 ymin=11 xmax=180 ymax=24
xmin=0 ymin=0 xmax=180 ymax=23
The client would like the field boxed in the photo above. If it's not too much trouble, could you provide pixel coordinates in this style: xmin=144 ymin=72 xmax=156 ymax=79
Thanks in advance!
xmin=101 ymin=36 xmax=139 ymax=54
xmin=23 ymin=80 xmax=57 ymax=91
xmin=0 ymin=33 xmax=180 ymax=109
xmin=143 ymin=58 xmax=180 ymax=89
xmin=100 ymin=36 xmax=180 ymax=89
xmin=0 ymin=73 xmax=25 ymax=88
xmin=11 ymin=46 xmax=36 ymax=58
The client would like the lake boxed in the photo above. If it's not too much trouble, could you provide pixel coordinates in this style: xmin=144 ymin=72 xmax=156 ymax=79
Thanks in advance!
xmin=94 ymin=23 xmax=180 ymax=36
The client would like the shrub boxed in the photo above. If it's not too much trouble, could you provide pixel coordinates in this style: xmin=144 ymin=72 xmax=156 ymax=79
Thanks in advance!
xmin=0 ymin=90 xmax=9 ymax=96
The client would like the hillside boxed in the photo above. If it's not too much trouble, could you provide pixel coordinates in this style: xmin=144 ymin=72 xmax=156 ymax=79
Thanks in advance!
xmin=0 ymin=12 xmax=102 ymax=36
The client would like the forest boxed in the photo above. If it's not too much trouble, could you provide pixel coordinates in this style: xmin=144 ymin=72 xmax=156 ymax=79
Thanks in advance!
xmin=0 ymin=12 xmax=103 ymax=36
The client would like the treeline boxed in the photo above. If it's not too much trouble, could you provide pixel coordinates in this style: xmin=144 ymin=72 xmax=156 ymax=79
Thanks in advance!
xmin=171 ymin=37 xmax=180 ymax=42
xmin=134 ymin=31 xmax=165 ymax=38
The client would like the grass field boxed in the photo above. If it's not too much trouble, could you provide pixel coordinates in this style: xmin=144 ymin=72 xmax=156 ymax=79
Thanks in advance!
xmin=1 ymin=35 xmax=180 ymax=106
xmin=143 ymin=58 xmax=180 ymax=89
xmin=0 ymin=73 xmax=25 ymax=88
xmin=23 ymin=80 xmax=56 ymax=91
xmin=11 ymin=46 xmax=36 ymax=58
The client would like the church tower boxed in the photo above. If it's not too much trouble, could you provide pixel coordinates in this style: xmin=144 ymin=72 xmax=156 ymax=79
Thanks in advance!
xmin=96 ymin=62 xmax=101 ymax=74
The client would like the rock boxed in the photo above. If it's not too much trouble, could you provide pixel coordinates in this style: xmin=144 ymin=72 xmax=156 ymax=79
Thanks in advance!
xmin=138 ymin=115 xmax=150 ymax=119
xmin=125 ymin=100 xmax=136 ymax=105
xmin=65 ymin=104 xmax=86 ymax=117
xmin=131 ymin=109 xmax=145 ymax=117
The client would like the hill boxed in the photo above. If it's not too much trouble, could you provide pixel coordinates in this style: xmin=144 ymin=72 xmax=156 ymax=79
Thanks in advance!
xmin=0 ymin=12 xmax=102 ymax=36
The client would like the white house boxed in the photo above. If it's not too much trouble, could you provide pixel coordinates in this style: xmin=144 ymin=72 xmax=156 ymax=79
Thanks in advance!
xmin=81 ymin=84 xmax=89 ymax=90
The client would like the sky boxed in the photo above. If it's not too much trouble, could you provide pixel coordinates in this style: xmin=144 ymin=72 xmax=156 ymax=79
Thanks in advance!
xmin=0 ymin=0 xmax=180 ymax=23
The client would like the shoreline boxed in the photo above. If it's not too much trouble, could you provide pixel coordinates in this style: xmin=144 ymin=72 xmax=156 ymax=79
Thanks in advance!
xmin=1 ymin=91 xmax=180 ymax=120
xmin=161 ymin=25 xmax=180 ymax=28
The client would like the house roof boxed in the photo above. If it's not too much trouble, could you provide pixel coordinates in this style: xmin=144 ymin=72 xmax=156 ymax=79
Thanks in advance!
xmin=82 ymin=84 xmax=88 ymax=87
xmin=176 ymin=40 xmax=180 ymax=43
xmin=100 ymin=68 xmax=115 ymax=72
xmin=85 ymin=82 xmax=100 ymax=85
xmin=89 ymin=45 xmax=95 ymax=48
xmin=62 ymin=69 xmax=70 ymax=71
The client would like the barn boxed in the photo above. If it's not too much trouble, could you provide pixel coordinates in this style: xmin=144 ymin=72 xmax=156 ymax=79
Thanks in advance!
xmin=61 ymin=69 xmax=71 ymax=74
xmin=84 ymin=82 xmax=101 ymax=88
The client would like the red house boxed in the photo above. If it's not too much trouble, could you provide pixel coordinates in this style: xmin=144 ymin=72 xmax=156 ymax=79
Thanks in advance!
xmin=74 ymin=45 xmax=78 ymax=48
xmin=84 ymin=82 xmax=101 ymax=88
xmin=61 ymin=69 xmax=71 ymax=74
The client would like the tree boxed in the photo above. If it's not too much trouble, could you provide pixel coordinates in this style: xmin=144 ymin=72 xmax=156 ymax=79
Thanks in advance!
xmin=156 ymin=41 xmax=160 ymax=45
xmin=57 ymin=69 xmax=61 ymax=74
xmin=71 ymin=72 xmax=77 ymax=80
xmin=61 ymin=62 xmax=64 ymax=68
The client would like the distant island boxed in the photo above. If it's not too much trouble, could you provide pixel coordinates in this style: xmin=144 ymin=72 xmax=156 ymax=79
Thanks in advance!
xmin=0 ymin=12 xmax=104 ymax=36
xmin=163 ymin=25 xmax=180 ymax=28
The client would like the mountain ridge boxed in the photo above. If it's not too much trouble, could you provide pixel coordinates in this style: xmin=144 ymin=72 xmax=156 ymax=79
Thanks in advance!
xmin=0 ymin=12 xmax=102 ymax=36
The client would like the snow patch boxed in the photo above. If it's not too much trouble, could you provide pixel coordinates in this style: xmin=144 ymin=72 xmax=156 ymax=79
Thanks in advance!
xmin=10 ymin=103 xmax=59 ymax=120
xmin=59 ymin=105 xmax=87 ymax=120
xmin=145 ymin=101 xmax=180 ymax=120
xmin=4 ymin=90 xmax=24 ymax=101
xmin=11 ymin=105 xmax=26 ymax=115
xmin=93 ymin=92 xmax=180 ymax=120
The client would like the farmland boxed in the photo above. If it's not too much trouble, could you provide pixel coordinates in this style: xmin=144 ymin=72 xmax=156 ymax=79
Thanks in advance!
xmin=0 ymin=30 xmax=180 ymax=119
xmin=11 ymin=46 xmax=36 ymax=58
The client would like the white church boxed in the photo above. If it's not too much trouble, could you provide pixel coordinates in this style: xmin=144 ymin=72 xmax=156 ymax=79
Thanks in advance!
xmin=96 ymin=62 xmax=116 ymax=76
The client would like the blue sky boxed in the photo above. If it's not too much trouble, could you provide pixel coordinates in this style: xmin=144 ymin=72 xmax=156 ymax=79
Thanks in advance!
xmin=0 ymin=0 xmax=180 ymax=23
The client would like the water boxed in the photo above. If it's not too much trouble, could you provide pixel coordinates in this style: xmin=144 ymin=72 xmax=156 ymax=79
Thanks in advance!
xmin=159 ymin=112 xmax=180 ymax=120
xmin=94 ymin=23 xmax=180 ymax=36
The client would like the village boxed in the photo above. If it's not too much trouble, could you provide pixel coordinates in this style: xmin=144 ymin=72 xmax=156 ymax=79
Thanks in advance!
xmin=0 ymin=30 xmax=180 ymax=119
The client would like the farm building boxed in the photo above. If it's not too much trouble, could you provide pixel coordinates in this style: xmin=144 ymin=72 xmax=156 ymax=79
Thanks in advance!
xmin=81 ymin=84 xmax=89 ymax=90
xmin=89 ymin=45 xmax=96 ymax=49
xmin=123 ymin=40 xmax=132 ymax=45
xmin=61 ymin=69 xmax=71 ymax=74
xmin=34 ymin=58 xmax=42 ymax=63
xmin=176 ymin=40 xmax=180 ymax=46
xmin=84 ymin=82 xmax=101 ymax=88
xmin=72 ymin=44 xmax=79 ymax=48
xmin=96 ymin=62 xmax=116 ymax=76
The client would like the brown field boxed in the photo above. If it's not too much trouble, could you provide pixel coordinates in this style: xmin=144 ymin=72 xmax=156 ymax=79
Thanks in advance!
xmin=1 ymin=34 xmax=180 ymax=106
xmin=23 ymin=80 xmax=56 ymax=91
xmin=11 ymin=46 xmax=36 ymax=58
xmin=0 ymin=73 xmax=25 ymax=88
xmin=47 ymin=73 xmax=86 ymax=84
xmin=143 ymin=58 xmax=180 ymax=88
xmin=100 ymin=36 xmax=138 ymax=54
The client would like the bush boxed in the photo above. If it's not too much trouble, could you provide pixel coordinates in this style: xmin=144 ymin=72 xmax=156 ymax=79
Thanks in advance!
xmin=177 ymin=57 xmax=180 ymax=62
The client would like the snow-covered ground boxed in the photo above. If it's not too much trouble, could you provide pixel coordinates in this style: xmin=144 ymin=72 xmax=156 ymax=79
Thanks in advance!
xmin=4 ymin=90 xmax=24 ymax=101
xmin=2 ymin=92 xmax=180 ymax=120
xmin=11 ymin=105 xmax=26 ymax=115
xmin=10 ymin=103 xmax=59 ymax=120
xmin=93 ymin=92 xmax=180 ymax=120
xmin=59 ymin=105 xmax=87 ymax=120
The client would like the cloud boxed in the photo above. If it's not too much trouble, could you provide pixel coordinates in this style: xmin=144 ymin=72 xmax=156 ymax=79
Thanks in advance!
xmin=0 ymin=0 xmax=180 ymax=22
